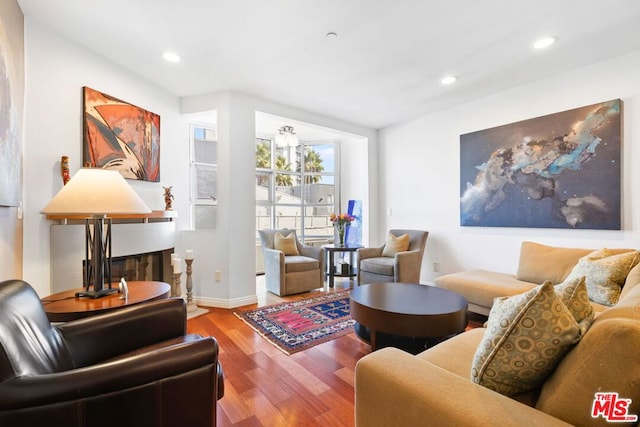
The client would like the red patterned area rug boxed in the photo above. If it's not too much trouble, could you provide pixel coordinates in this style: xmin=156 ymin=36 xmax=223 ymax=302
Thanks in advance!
xmin=234 ymin=291 xmax=355 ymax=355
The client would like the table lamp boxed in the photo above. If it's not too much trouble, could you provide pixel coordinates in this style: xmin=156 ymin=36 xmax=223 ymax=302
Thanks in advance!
xmin=42 ymin=168 xmax=151 ymax=298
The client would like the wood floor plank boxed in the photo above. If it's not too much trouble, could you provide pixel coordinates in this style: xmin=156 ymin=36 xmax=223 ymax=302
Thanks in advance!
xmin=316 ymin=334 xmax=370 ymax=368
xmin=334 ymin=366 xmax=355 ymax=387
xmin=248 ymin=348 xmax=293 ymax=378
xmin=314 ymin=409 xmax=352 ymax=427
xmin=272 ymin=353 xmax=331 ymax=396
xmin=239 ymin=387 xmax=291 ymax=427
xmin=225 ymin=327 xmax=264 ymax=356
xmin=292 ymin=351 xmax=354 ymax=403
xmin=218 ymin=382 xmax=256 ymax=424
xmin=316 ymin=387 xmax=356 ymax=426
xmin=274 ymin=397 xmax=326 ymax=426
xmin=244 ymin=366 xmax=292 ymax=405
xmin=275 ymin=374 xmax=331 ymax=418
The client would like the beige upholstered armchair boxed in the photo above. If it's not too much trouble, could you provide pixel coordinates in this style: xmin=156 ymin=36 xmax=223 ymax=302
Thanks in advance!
xmin=357 ymin=229 xmax=428 ymax=285
xmin=258 ymin=229 xmax=325 ymax=296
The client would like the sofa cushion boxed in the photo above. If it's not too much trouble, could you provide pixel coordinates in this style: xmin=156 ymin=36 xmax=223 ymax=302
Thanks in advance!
xmin=419 ymin=328 xmax=486 ymax=379
xmin=553 ymin=276 xmax=594 ymax=332
xmin=382 ymin=233 xmax=410 ymax=257
xmin=516 ymin=242 xmax=592 ymax=284
xmin=420 ymin=327 xmax=540 ymax=408
xmin=284 ymin=256 xmax=319 ymax=273
xmin=360 ymin=257 xmax=395 ymax=276
xmin=435 ymin=270 xmax=537 ymax=311
xmin=536 ymin=284 xmax=640 ymax=426
xmin=274 ymin=232 xmax=299 ymax=256
xmin=563 ymin=248 xmax=640 ymax=306
xmin=471 ymin=282 xmax=582 ymax=396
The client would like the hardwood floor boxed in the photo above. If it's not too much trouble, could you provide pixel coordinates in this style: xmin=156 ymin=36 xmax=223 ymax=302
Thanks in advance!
xmin=187 ymin=277 xmax=486 ymax=426
xmin=187 ymin=277 xmax=366 ymax=426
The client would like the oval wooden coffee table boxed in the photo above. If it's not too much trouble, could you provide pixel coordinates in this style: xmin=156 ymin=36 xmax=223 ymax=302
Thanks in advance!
xmin=350 ymin=282 xmax=468 ymax=353
xmin=41 ymin=281 xmax=171 ymax=322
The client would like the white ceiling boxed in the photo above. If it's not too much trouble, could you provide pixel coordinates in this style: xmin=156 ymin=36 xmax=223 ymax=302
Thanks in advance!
xmin=17 ymin=0 xmax=640 ymax=131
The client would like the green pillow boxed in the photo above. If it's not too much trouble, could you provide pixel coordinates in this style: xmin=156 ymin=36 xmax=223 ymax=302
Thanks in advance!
xmin=471 ymin=282 xmax=582 ymax=396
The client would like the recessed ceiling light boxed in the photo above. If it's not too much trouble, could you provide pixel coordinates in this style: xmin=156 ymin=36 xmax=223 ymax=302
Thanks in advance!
xmin=441 ymin=75 xmax=458 ymax=85
xmin=532 ymin=36 xmax=557 ymax=50
xmin=162 ymin=52 xmax=181 ymax=63
xmin=326 ymin=32 xmax=338 ymax=38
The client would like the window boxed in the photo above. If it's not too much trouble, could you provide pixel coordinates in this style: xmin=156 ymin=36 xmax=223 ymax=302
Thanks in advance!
xmin=190 ymin=125 xmax=217 ymax=229
xmin=256 ymin=137 xmax=337 ymax=245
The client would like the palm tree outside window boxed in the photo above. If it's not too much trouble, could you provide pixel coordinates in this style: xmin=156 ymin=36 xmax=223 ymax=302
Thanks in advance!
xmin=255 ymin=136 xmax=337 ymax=246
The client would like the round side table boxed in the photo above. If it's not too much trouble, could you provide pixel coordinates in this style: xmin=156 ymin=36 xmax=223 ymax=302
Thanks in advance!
xmin=41 ymin=281 xmax=171 ymax=322
xmin=323 ymin=244 xmax=362 ymax=288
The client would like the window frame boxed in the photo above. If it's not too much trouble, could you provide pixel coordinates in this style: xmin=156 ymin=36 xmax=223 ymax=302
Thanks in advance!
xmin=190 ymin=123 xmax=218 ymax=230
xmin=255 ymin=134 xmax=339 ymax=244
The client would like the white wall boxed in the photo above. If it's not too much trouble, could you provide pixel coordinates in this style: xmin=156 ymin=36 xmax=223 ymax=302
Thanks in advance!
xmin=22 ymin=19 xmax=188 ymax=296
xmin=379 ymin=50 xmax=640 ymax=285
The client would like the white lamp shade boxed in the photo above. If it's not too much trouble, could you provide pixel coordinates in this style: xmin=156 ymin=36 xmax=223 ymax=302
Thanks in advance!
xmin=41 ymin=168 xmax=151 ymax=215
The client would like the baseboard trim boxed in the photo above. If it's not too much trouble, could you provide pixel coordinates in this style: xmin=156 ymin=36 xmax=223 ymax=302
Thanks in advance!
xmin=186 ymin=307 xmax=209 ymax=320
xmin=195 ymin=294 xmax=258 ymax=309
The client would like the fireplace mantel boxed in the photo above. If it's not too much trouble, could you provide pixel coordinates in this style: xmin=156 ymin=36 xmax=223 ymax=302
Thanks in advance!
xmin=48 ymin=211 xmax=177 ymax=293
xmin=46 ymin=210 xmax=177 ymax=223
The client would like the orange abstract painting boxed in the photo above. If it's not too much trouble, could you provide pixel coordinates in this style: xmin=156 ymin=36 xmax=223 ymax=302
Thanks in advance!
xmin=83 ymin=87 xmax=160 ymax=182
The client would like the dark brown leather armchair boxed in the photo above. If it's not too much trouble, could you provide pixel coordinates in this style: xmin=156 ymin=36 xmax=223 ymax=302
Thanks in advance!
xmin=0 ymin=279 xmax=224 ymax=427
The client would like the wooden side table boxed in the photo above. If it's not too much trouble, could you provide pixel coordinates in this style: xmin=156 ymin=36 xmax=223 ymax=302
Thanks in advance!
xmin=41 ymin=281 xmax=171 ymax=322
xmin=324 ymin=244 xmax=362 ymax=288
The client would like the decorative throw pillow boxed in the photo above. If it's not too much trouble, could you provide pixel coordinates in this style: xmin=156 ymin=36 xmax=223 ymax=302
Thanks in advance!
xmin=381 ymin=233 xmax=410 ymax=257
xmin=563 ymin=248 xmax=640 ymax=306
xmin=471 ymin=282 xmax=582 ymax=396
xmin=274 ymin=232 xmax=299 ymax=256
xmin=554 ymin=276 xmax=594 ymax=334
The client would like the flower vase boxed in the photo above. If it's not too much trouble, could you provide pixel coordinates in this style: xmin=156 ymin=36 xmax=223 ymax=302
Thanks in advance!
xmin=337 ymin=224 xmax=346 ymax=247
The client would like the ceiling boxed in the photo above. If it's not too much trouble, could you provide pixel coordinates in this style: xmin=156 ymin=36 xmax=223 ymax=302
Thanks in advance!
xmin=17 ymin=0 xmax=640 ymax=130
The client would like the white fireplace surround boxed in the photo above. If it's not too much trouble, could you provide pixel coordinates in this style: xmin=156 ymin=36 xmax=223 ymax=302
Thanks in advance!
xmin=50 ymin=220 xmax=176 ymax=294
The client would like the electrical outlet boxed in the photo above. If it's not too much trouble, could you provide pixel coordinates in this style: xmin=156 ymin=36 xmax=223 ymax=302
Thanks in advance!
xmin=433 ymin=262 xmax=440 ymax=272
xmin=215 ymin=270 xmax=221 ymax=281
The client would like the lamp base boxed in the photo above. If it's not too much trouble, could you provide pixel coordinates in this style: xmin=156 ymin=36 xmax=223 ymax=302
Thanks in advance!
xmin=75 ymin=287 xmax=119 ymax=299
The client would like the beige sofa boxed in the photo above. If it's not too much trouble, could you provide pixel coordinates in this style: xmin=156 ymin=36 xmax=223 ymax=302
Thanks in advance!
xmin=355 ymin=274 xmax=640 ymax=426
xmin=433 ymin=241 xmax=640 ymax=315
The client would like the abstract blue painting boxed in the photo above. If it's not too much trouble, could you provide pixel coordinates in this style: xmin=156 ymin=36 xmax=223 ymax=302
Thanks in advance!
xmin=0 ymin=8 xmax=24 ymax=207
xmin=460 ymin=99 xmax=621 ymax=229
